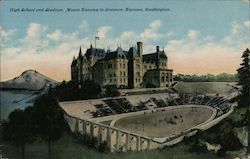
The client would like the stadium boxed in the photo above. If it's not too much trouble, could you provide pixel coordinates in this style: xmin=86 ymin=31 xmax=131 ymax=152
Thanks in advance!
xmin=59 ymin=87 xmax=238 ymax=152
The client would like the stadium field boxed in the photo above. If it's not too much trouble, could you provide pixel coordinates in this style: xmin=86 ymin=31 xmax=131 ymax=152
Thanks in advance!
xmin=114 ymin=105 xmax=213 ymax=138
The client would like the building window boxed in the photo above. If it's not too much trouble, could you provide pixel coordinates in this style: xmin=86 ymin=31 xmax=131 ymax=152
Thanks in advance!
xmin=124 ymin=78 xmax=126 ymax=83
xmin=120 ymin=71 xmax=122 ymax=76
xmin=114 ymin=78 xmax=116 ymax=82
xmin=136 ymin=64 xmax=140 ymax=69
xmin=136 ymin=72 xmax=140 ymax=78
xmin=144 ymin=66 xmax=147 ymax=69
xmin=123 ymin=63 xmax=125 ymax=68
xmin=114 ymin=73 xmax=116 ymax=77
xmin=120 ymin=63 xmax=122 ymax=68
xmin=120 ymin=78 xmax=122 ymax=83
xmin=110 ymin=79 xmax=112 ymax=83
xmin=123 ymin=71 xmax=126 ymax=76
xmin=109 ymin=74 xmax=112 ymax=77
xmin=161 ymin=76 xmax=164 ymax=82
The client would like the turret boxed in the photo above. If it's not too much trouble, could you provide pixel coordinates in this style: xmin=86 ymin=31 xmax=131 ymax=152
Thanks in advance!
xmin=79 ymin=46 xmax=82 ymax=57
xmin=71 ymin=56 xmax=77 ymax=67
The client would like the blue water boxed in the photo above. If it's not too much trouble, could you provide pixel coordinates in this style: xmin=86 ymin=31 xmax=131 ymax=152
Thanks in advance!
xmin=0 ymin=90 xmax=38 ymax=120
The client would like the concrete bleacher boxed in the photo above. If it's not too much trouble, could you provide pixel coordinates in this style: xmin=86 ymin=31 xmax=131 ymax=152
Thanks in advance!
xmin=59 ymin=92 xmax=234 ymax=120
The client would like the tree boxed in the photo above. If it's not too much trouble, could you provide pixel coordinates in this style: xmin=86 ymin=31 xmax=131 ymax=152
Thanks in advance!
xmin=81 ymin=80 xmax=102 ymax=99
xmin=2 ymin=108 xmax=35 ymax=158
xmin=237 ymin=48 xmax=250 ymax=108
xmin=105 ymin=85 xmax=120 ymax=97
xmin=32 ymin=93 xmax=67 ymax=154
xmin=51 ymin=80 xmax=102 ymax=101
xmin=237 ymin=48 xmax=250 ymax=153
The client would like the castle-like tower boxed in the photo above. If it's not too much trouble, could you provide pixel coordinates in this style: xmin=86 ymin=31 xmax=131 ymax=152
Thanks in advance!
xmin=71 ymin=42 xmax=173 ymax=88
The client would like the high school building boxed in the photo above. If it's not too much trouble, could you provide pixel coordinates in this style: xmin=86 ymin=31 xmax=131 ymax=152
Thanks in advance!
xmin=71 ymin=42 xmax=173 ymax=88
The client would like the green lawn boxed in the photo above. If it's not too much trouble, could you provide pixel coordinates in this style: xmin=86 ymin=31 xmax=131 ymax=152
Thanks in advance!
xmin=174 ymin=82 xmax=237 ymax=94
xmin=1 ymin=132 xmax=217 ymax=159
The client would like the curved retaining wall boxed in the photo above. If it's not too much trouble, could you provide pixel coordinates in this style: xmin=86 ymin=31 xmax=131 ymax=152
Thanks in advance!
xmin=61 ymin=103 xmax=235 ymax=152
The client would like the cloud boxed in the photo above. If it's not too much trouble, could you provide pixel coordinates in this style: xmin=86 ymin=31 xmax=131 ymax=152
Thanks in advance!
xmin=1 ymin=20 xmax=168 ymax=81
xmin=187 ymin=29 xmax=199 ymax=40
xmin=149 ymin=20 xmax=162 ymax=30
xmin=79 ymin=20 xmax=89 ymax=30
xmin=241 ymin=0 xmax=250 ymax=3
xmin=166 ymin=31 xmax=174 ymax=37
xmin=231 ymin=21 xmax=239 ymax=35
xmin=47 ymin=29 xmax=62 ymax=41
xmin=222 ymin=21 xmax=249 ymax=49
xmin=167 ymin=42 xmax=241 ymax=75
xmin=27 ymin=23 xmax=47 ymax=38
xmin=0 ymin=26 xmax=17 ymax=47
xmin=140 ymin=20 xmax=164 ymax=41
xmin=166 ymin=21 xmax=248 ymax=75
xmin=244 ymin=20 xmax=250 ymax=29
xmin=21 ymin=23 xmax=49 ymax=50
xmin=1 ymin=22 xmax=86 ymax=81
xmin=96 ymin=26 xmax=111 ymax=39
xmin=1 ymin=19 xmax=248 ymax=81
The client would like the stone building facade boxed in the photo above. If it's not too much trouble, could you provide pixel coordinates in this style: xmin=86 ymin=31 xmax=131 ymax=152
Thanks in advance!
xmin=71 ymin=42 xmax=173 ymax=88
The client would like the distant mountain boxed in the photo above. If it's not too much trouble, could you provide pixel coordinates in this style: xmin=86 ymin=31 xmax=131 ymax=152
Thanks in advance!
xmin=0 ymin=69 xmax=58 ymax=90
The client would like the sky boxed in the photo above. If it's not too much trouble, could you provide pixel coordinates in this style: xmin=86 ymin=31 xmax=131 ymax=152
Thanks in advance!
xmin=1 ymin=0 xmax=249 ymax=81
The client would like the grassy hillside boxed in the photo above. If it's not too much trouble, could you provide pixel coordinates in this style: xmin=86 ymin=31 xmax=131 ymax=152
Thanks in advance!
xmin=1 ymin=132 xmax=217 ymax=159
xmin=174 ymin=82 xmax=237 ymax=94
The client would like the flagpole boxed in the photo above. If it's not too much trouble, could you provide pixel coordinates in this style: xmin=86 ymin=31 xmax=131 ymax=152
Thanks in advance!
xmin=94 ymin=36 xmax=100 ymax=48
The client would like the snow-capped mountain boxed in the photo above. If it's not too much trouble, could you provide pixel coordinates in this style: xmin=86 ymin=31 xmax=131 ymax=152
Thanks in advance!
xmin=0 ymin=69 xmax=58 ymax=90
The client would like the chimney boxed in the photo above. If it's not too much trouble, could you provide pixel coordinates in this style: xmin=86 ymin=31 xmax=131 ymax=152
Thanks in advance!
xmin=156 ymin=46 xmax=160 ymax=69
xmin=137 ymin=41 xmax=143 ymax=58
xmin=156 ymin=46 xmax=160 ymax=53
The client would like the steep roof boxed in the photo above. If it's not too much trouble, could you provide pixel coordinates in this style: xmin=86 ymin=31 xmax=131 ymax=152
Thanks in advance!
xmin=71 ymin=57 xmax=77 ymax=67
xmin=85 ymin=47 xmax=106 ymax=60
xmin=143 ymin=51 xmax=167 ymax=62
xmin=126 ymin=47 xmax=138 ymax=59
xmin=104 ymin=47 xmax=127 ymax=60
